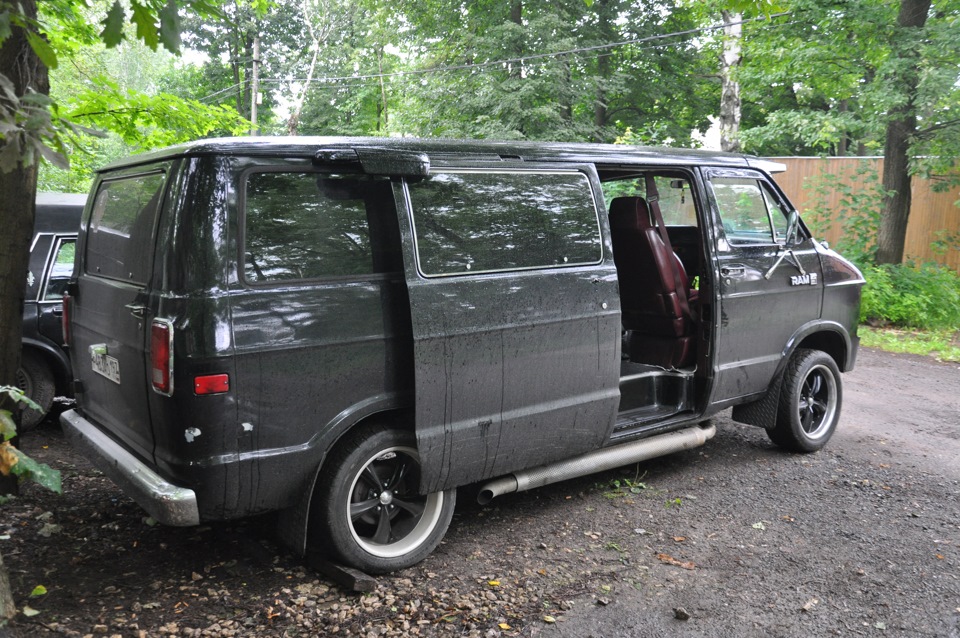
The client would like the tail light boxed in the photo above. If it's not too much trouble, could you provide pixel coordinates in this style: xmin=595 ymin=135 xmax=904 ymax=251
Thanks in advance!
xmin=62 ymin=293 xmax=71 ymax=346
xmin=151 ymin=319 xmax=174 ymax=396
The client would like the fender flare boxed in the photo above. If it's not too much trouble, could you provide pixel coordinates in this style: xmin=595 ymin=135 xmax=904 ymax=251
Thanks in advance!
xmin=275 ymin=392 xmax=413 ymax=557
xmin=731 ymin=320 xmax=853 ymax=429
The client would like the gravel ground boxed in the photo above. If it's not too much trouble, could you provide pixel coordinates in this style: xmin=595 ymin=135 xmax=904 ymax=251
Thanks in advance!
xmin=2 ymin=347 xmax=959 ymax=637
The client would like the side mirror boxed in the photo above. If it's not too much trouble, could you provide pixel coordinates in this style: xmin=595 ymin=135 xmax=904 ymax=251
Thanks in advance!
xmin=783 ymin=210 xmax=800 ymax=247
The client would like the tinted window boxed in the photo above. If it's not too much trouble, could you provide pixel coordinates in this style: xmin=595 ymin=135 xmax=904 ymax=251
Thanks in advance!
xmin=243 ymin=173 xmax=400 ymax=283
xmin=711 ymin=177 xmax=788 ymax=245
xmin=408 ymin=170 xmax=601 ymax=276
xmin=87 ymin=172 xmax=165 ymax=284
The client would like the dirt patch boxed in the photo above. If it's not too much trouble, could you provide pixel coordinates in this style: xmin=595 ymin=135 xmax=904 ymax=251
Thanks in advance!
xmin=3 ymin=348 xmax=960 ymax=637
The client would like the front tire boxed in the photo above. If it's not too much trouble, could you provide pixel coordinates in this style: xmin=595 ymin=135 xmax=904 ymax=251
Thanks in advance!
xmin=310 ymin=424 xmax=456 ymax=574
xmin=767 ymin=348 xmax=842 ymax=453
xmin=15 ymin=351 xmax=56 ymax=432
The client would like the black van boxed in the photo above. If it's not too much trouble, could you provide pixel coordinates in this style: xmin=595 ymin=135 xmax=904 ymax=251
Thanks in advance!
xmin=18 ymin=193 xmax=85 ymax=429
xmin=61 ymin=138 xmax=863 ymax=573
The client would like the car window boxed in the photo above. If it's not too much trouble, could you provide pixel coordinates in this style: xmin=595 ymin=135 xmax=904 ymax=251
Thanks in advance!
xmin=243 ymin=172 xmax=401 ymax=284
xmin=43 ymin=238 xmax=75 ymax=301
xmin=602 ymin=175 xmax=698 ymax=226
xmin=86 ymin=172 xmax=166 ymax=284
xmin=711 ymin=177 xmax=788 ymax=245
xmin=407 ymin=170 xmax=602 ymax=277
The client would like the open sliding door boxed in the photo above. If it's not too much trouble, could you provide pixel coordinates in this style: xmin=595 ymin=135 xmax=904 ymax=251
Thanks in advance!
xmin=396 ymin=164 xmax=622 ymax=493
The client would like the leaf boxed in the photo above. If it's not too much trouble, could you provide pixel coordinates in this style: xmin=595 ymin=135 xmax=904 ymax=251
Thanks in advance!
xmin=21 ymin=605 xmax=40 ymax=617
xmin=131 ymin=0 xmax=160 ymax=50
xmin=0 ymin=10 xmax=11 ymax=42
xmin=36 ymin=140 xmax=69 ymax=170
xmin=30 ymin=585 xmax=47 ymax=597
xmin=26 ymin=32 xmax=57 ymax=69
xmin=487 ymin=580 xmax=500 ymax=587
xmin=100 ymin=1 xmax=126 ymax=48
xmin=0 ymin=441 xmax=19 ymax=475
xmin=543 ymin=615 xmax=556 ymax=623
xmin=8 ymin=447 xmax=62 ymax=494
xmin=158 ymin=0 xmax=181 ymax=54
xmin=498 ymin=623 xmax=511 ymax=630
xmin=1 ymin=410 xmax=16 ymax=441
xmin=656 ymin=553 xmax=696 ymax=570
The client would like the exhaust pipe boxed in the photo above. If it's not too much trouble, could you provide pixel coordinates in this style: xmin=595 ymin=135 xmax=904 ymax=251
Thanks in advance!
xmin=477 ymin=423 xmax=716 ymax=505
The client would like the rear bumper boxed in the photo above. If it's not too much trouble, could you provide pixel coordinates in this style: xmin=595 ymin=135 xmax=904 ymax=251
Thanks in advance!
xmin=60 ymin=409 xmax=200 ymax=526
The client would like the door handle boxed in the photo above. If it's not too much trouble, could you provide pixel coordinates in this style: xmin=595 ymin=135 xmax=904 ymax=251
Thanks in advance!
xmin=125 ymin=303 xmax=146 ymax=318
xmin=720 ymin=265 xmax=745 ymax=277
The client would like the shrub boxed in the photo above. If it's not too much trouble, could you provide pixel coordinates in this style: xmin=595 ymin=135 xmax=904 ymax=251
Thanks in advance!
xmin=860 ymin=262 xmax=960 ymax=331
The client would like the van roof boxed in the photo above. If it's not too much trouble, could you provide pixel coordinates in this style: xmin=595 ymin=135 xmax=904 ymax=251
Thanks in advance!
xmin=98 ymin=136 xmax=786 ymax=175
xmin=34 ymin=192 xmax=85 ymax=234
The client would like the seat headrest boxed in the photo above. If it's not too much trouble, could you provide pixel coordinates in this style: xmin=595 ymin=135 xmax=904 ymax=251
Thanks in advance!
xmin=609 ymin=196 xmax=653 ymax=230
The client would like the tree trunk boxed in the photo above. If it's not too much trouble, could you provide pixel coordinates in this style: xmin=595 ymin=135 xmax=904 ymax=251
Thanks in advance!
xmin=0 ymin=550 xmax=14 ymax=620
xmin=0 ymin=0 xmax=47 ymax=617
xmin=593 ymin=0 xmax=612 ymax=141
xmin=876 ymin=0 xmax=931 ymax=265
xmin=719 ymin=11 xmax=742 ymax=153
xmin=0 ymin=0 xmax=45 ymax=392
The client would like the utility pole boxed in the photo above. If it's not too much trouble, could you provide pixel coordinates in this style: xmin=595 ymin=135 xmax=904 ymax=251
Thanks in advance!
xmin=251 ymin=36 xmax=260 ymax=136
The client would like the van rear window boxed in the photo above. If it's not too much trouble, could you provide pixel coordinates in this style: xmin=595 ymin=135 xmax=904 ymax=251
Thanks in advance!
xmin=407 ymin=170 xmax=602 ymax=277
xmin=243 ymin=172 xmax=401 ymax=283
xmin=86 ymin=172 xmax=166 ymax=284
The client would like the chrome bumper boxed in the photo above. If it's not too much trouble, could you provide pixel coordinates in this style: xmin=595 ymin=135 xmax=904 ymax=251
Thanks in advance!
xmin=60 ymin=409 xmax=200 ymax=526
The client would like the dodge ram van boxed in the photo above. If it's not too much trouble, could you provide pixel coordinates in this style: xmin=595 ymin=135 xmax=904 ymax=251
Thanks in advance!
xmin=61 ymin=137 xmax=863 ymax=573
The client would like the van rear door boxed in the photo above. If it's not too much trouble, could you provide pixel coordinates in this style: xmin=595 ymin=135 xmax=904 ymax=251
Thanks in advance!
xmin=71 ymin=168 xmax=169 ymax=461
xmin=398 ymin=164 xmax=622 ymax=493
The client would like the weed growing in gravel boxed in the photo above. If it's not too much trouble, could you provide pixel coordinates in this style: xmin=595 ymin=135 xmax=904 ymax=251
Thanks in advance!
xmin=601 ymin=467 xmax=649 ymax=499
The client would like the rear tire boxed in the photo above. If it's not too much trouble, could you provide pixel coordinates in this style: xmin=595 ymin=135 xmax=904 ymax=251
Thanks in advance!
xmin=15 ymin=351 xmax=56 ymax=432
xmin=767 ymin=348 xmax=842 ymax=453
xmin=310 ymin=424 xmax=456 ymax=574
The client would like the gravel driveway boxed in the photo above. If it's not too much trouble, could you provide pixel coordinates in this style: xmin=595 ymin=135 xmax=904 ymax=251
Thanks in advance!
xmin=3 ymin=347 xmax=959 ymax=637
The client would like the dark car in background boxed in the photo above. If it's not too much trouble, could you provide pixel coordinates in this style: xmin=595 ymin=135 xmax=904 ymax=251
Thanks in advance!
xmin=18 ymin=192 xmax=85 ymax=428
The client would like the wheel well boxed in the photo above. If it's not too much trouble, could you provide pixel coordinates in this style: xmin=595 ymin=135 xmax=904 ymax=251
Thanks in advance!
xmin=276 ymin=406 xmax=414 ymax=558
xmin=21 ymin=345 xmax=71 ymax=396
xmin=795 ymin=331 xmax=847 ymax=370
xmin=322 ymin=408 xmax=415 ymax=469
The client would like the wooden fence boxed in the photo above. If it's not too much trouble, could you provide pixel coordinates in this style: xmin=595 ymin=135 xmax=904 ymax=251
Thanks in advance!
xmin=767 ymin=156 xmax=960 ymax=273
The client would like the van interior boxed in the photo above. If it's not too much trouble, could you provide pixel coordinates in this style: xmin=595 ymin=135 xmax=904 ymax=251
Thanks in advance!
xmin=599 ymin=170 xmax=706 ymax=435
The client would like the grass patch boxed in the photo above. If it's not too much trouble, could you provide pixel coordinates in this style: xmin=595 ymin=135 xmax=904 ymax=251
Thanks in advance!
xmin=860 ymin=326 xmax=960 ymax=363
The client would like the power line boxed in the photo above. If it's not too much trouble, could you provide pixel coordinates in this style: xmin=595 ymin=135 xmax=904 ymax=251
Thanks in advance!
xmin=199 ymin=12 xmax=792 ymax=103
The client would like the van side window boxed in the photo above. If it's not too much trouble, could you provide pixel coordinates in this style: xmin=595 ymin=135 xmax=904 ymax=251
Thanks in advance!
xmin=407 ymin=170 xmax=601 ymax=276
xmin=602 ymin=175 xmax=698 ymax=226
xmin=43 ymin=238 xmax=75 ymax=301
xmin=711 ymin=177 xmax=789 ymax=245
xmin=87 ymin=172 xmax=166 ymax=284
xmin=243 ymin=173 xmax=400 ymax=283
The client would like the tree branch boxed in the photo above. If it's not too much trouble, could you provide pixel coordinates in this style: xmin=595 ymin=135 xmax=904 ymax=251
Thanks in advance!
xmin=915 ymin=118 xmax=960 ymax=139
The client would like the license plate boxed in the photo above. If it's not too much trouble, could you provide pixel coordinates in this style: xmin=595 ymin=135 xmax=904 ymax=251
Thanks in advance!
xmin=91 ymin=352 xmax=121 ymax=384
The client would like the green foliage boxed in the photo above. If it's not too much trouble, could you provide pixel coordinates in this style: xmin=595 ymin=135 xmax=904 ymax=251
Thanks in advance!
xmin=68 ymin=77 xmax=248 ymax=148
xmin=860 ymin=326 xmax=960 ymax=363
xmin=740 ymin=1 xmax=960 ymax=162
xmin=0 ymin=386 xmax=61 ymax=497
xmin=860 ymin=263 xmax=960 ymax=331
xmin=803 ymin=161 xmax=886 ymax=265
